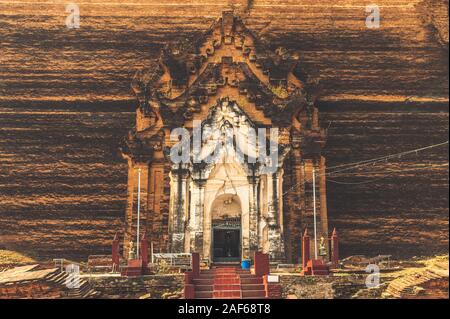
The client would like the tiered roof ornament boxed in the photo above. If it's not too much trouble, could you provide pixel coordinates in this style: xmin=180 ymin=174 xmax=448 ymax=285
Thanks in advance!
xmin=123 ymin=10 xmax=326 ymax=160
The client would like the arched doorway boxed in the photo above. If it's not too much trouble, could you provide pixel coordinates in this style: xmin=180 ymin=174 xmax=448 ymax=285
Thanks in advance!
xmin=210 ymin=194 xmax=241 ymax=262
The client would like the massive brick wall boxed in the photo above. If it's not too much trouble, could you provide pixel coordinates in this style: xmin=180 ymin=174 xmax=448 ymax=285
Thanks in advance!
xmin=0 ymin=0 xmax=448 ymax=261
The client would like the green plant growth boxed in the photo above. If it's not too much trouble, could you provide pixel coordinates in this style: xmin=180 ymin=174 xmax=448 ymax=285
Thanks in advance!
xmin=155 ymin=259 xmax=171 ymax=274
xmin=304 ymin=276 xmax=316 ymax=284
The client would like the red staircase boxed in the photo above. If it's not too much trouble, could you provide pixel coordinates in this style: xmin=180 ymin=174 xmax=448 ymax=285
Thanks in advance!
xmin=301 ymin=259 xmax=330 ymax=276
xmin=192 ymin=266 xmax=266 ymax=299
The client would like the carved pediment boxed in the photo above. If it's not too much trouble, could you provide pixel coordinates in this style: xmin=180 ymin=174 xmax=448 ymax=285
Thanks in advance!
xmin=183 ymin=98 xmax=291 ymax=177
xmin=131 ymin=10 xmax=320 ymax=129
xmin=196 ymin=99 xmax=258 ymax=163
xmin=126 ymin=10 xmax=327 ymax=158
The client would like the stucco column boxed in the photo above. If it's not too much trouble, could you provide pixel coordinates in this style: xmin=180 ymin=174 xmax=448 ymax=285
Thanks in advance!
xmin=248 ymin=175 xmax=259 ymax=254
xmin=189 ymin=178 xmax=206 ymax=255
xmin=289 ymin=155 xmax=305 ymax=263
xmin=170 ymin=167 xmax=189 ymax=253
xmin=267 ymin=172 xmax=285 ymax=261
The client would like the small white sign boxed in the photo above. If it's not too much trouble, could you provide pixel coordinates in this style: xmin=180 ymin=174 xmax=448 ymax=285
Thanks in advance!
xmin=65 ymin=264 xmax=81 ymax=289
xmin=267 ymin=275 xmax=279 ymax=283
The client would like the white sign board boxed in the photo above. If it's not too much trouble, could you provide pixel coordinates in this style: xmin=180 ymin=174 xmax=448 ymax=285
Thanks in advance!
xmin=267 ymin=275 xmax=279 ymax=283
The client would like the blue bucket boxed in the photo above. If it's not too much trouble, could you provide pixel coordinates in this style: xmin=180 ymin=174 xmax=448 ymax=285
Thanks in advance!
xmin=241 ymin=260 xmax=251 ymax=270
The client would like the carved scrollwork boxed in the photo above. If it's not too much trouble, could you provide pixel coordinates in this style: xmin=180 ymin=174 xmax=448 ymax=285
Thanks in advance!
xmin=205 ymin=46 xmax=215 ymax=56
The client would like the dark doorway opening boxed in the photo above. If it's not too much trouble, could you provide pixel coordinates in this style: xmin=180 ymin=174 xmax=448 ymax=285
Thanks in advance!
xmin=212 ymin=228 xmax=240 ymax=262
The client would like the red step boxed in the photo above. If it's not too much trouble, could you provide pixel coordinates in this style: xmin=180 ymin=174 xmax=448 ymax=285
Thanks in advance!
xmin=240 ymin=277 xmax=263 ymax=284
xmin=214 ymin=284 xmax=241 ymax=291
xmin=214 ymin=273 xmax=241 ymax=278
xmin=214 ymin=269 xmax=249 ymax=274
xmin=195 ymin=291 xmax=213 ymax=299
xmin=195 ymin=285 xmax=213 ymax=292
xmin=214 ymin=278 xmax=240 ymax=285
xmin=242 ymin=290 xmax=266 ymax=298
xmin=193 ymin=278 xmax=214 ymax=285
xmin=241 ymin=284 xmax=264 ymax=291
xmin=213 ymin=290 xmax=241 ymax=298
xmin=188 ymin=266 xmax=268 ymax=299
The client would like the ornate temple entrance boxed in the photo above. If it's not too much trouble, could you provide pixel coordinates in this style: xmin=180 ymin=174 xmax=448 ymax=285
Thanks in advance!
xmin=212 ymin=223 xmax=241 ymax=262
xmin=210 ymin=195 xmax=242 ymax=262
xmin=121 ymin=11 xmax=330 ymax=264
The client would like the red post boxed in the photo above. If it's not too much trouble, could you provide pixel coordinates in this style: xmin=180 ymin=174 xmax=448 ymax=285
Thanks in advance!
xmin=331 ymin=228 xmax=339 ymax=267
xmin=184 ymin=284 xmax=195 ymax=299
xmin=112 ymin=233 xmax=120 ymax=272
xmin=254 ymin=251 xmax=270 ymax=277
xmin=184 ymin=271 xmax=195 ymax=299
xmin=302 ymin=229 xmax=310 ymax=270
xmin=140 ymin=231 xmax=149 ymax=268
xmin=191 ymin=252 xmax=200 ymax=278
